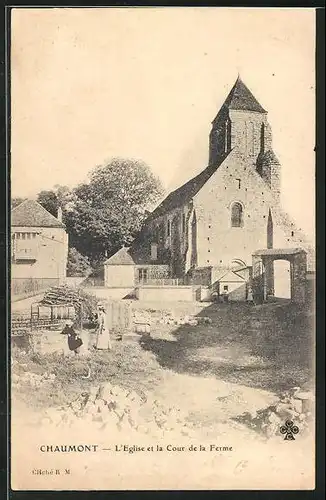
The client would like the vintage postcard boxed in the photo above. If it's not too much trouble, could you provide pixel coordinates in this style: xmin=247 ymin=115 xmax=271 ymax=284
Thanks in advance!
xmin=10 ymin=7 xmax=316 ymax=491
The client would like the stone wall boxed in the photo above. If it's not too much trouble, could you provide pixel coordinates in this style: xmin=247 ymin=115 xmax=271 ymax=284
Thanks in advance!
xmin=141 ymin=203 xmax=193 ymax=277
xmin=134 ymin=265 xmax=170 ymax=282
xmin=252 ymin=251 xmax=307 ymax=304
xmin=187 ymin=266 xmax=212 ymax=286
xmin=135 ymin=286 xmax=195 ymax=302
xmin=192 ymin=149 xmax=314 ymax=272
xmin=193 ymin=149 xmax=277 ymax=269
xmin=134 ymin=108 xmax=314 ymax=278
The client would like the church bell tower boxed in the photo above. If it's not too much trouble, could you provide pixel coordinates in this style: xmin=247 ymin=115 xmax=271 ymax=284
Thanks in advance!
xmin=209 ymin=76 xmax=281 ymax=202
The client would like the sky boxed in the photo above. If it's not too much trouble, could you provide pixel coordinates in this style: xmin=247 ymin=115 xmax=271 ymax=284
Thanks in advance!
xmin=11 ymin=8 xmax=315 ymax=238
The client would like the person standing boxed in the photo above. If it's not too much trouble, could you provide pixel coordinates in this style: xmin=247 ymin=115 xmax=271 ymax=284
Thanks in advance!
xmin=95 ymin=304 xmax=112 ymax=350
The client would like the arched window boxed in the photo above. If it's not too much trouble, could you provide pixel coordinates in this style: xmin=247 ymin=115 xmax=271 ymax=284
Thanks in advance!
xmin=231 ymin=202 xmax=244 ymax=227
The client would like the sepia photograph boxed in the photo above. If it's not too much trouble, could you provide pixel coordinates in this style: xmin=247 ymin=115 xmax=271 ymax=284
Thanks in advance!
xmin=10 ymin=7 xmax=316 ymax=491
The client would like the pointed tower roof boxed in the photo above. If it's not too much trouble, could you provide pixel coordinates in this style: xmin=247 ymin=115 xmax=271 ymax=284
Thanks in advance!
xmin=11 ymin=199 xmax=65 ymax=228
xmin=217 ymin=76 xmax=267 ymax=116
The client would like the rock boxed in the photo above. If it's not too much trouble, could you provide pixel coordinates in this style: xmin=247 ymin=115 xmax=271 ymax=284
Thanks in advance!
xmin=97 ymin=383 xmax=108 ymax=398
xmin=189 ymin=320 xmax=198 ymax=326
xmin=87 ymin=403 xmax=99 ymax=416
xmin=89 ymin=386 xmax=100 ymax=403
xmin=295 ymin=391 xmax=314 ymax=401
xmin=268 ymin=411 xmax=280 ymax=423
xmin=275 ymin=402 xmax=292 ymax=414
xmin=127 ymin=390 xmax=142 ymax=405
xmin=292 ymin=398 xmax=303 ymax=414
xmin=96 ymin=400 xmax=106 ymax=412
xmin=295 ymin=392 xmax=314 ymax=413
xmin=114 ymin=408 xmax=125 ymax=420
xmin=265 ymin=421 xmax=280 ymax=438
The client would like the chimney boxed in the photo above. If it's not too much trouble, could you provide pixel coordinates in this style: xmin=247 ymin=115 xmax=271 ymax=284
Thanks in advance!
xmin=57 ymin=207 xmax=63 ymax=222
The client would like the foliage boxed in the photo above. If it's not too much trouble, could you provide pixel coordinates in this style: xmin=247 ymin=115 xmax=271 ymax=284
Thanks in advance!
xmin=33 ymin=159 xmax=163 ymax=264
xmin=64 ymin=158 xmax=164 ymax=263
xmin=37 ymin=190 xmax=58 ymax=217
xmin=11 ymin=197 xmax=27 ymax=209
xmin=37 ymin=185 xmax=72 ymax=217
xmin=66 ymin=247 xmax=92 ymax=277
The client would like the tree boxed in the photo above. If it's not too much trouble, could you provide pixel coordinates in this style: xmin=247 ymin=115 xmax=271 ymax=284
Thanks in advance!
xmin=11 ymin=197 xmax=27 ymax=209
xmin=37 ymin=186 xmax=73 ymax=217
xmin=66 ymin=247 xmax=92 ymax=277
xmin=37 ymin=190 xmax=60 ymax=217
xmin=64 ymin=158 xmax=164 ymax=263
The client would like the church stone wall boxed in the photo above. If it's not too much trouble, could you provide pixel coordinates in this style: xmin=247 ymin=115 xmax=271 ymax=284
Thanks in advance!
xmin=229 ymin=110 xmax=268 ymax=159
xmin=193 ymin=149 xmax=276 ymax=269
xmin=192 ymin=148 xmax=314 ymax=273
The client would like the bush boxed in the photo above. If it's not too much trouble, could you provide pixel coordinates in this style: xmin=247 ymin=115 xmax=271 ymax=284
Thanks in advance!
xmin=67 ymin=248 xmax=92 ymax=277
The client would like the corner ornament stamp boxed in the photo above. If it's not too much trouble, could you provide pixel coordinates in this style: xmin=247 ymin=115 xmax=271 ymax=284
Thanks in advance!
xmin=280 ymin=420 xmax=299 ymax=441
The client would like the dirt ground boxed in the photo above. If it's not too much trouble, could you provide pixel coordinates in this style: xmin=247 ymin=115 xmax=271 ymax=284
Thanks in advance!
xmin=11 ymin=296 xmax=314 ymax=442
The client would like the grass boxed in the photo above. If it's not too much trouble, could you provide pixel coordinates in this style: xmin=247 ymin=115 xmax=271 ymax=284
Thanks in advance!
xmin=12 ymin=341 xmax=164 ymax=410
xmin=139 ymin=300 xmax=314 ymax=394
xmin=12 ymin=299 xmax=314 ymax=413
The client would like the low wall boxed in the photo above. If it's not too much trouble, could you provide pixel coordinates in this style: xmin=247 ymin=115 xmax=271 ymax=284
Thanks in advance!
xmin=135 ymin=286 xmax=195 ymax=302
xmin=83 ymin=287 xmax=135 ymax=301
xmin=11 ymin=277 xmax=60 ymax=299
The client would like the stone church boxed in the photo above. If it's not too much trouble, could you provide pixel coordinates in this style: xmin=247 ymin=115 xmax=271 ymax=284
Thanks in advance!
xmin=105 ymin=77 xmax=314 ymax=298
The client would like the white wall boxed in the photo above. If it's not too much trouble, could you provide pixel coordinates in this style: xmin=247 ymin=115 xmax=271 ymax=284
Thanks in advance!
xmin=104 ymin=265 xmax=135 ymax=288
xmin=11 ymin=225 xmax=68 ymax=280
xmin=136 ymin=286 xmax=195 ymax=302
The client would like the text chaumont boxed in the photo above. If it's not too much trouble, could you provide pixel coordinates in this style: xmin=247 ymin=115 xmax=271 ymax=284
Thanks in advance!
xmin=40 ymin=444 xmax=99 ymax=453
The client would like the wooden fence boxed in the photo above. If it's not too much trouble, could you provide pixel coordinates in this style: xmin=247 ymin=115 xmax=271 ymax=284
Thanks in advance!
xmin=11 ymin=317 xmax=63 ymax=335
xmin=105 ymin=301 xmax=132 ymax=332
xmin=12 ymin=300 xmax=133 ymax=336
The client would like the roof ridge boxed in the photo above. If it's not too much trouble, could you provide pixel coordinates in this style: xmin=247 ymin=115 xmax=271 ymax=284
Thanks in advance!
xmin=11 ymin=199 xmax=65 ymax=228
xmin=213 ymin=78 xmax=266 ymax=123
xmin=147 ymin=153 xmax=230 ymax=221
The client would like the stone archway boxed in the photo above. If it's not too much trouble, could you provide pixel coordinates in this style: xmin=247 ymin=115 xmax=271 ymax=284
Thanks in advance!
xmin=252 ymin=248 xmax=307 ymax=304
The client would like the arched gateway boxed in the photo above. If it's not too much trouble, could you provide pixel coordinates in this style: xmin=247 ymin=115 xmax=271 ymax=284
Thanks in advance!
xmin=251 ymin=248 xmax=307 ymax=304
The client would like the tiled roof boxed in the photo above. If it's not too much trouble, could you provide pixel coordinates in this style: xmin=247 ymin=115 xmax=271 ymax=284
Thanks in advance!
xmin=147 ymin=153 xmax=229 ymax=220
xmin=213 ymin=77 xmax=266 ymax=123
xmin=105 ymin=247 xmax=136 ymax=265
xmin=146 ymin=78 xmax=265 ymax=222
xmin=11 ymin=199 xmax=65 ymax=228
